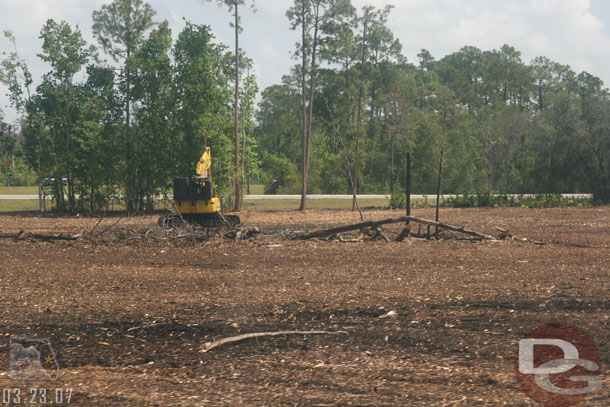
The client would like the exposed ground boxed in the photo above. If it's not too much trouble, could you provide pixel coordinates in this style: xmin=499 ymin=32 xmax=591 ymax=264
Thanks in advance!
xmin=0 ymin=207 xmax=608 ymax=406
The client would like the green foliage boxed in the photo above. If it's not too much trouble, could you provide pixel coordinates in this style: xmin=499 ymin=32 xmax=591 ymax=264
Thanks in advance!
xmin=0 ymin=125 xmax=36 ymax=186
xmin=91 ymin=0 xmax=156 ymax=62
xmin=2 ymin=12 xmax=257 ymax=213
xmin=261 ymin=155 xmax=299 ymax=194
xmin=2 ymin=1 xmax=609 ymax=212
xmin=593 ymin=188 xmax=610 ymax=204
xmin=256 ymin=7 xmax=610 ymax=201
xmin=444 ymin=194 xmax=593 ymax=208
xmin=389 ymin=191 xmax=405 ymax=209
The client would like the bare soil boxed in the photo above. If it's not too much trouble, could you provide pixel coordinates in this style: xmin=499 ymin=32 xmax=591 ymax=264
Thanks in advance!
xmin=0 ymin=207 xmax=608 ymax=406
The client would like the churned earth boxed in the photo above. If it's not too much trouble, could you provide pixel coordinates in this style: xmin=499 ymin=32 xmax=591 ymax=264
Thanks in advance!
xmin=0 ymin=207 xmax=608 ymax=406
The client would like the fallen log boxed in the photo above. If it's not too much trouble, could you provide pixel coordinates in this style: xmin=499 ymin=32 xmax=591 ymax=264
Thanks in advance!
xmin=299 ymin=216 xmax=496 ymax=241
xmin=299 ymin=217 xmax=408 ymax=240
xmin=200 ymin=330 xmax=349 ymax=353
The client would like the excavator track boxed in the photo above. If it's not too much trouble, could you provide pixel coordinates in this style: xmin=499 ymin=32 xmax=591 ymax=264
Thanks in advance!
xmin=158 ymin=213 xmax=240 ymax=229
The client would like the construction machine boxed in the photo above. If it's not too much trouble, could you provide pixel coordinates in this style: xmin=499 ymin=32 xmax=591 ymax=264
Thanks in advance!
xmin=158 ymin=147 xmax=240 ymax=228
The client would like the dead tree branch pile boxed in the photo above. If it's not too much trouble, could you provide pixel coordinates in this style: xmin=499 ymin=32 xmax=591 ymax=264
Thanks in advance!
xmin=299 ymin=216 xmax=498 ymax=242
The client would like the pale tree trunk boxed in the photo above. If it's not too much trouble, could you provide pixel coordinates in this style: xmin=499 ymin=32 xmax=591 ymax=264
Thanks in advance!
xmin=125 ymin=47 xmax=135 ymax=212
xmin=299 ymin=0 xmax=309 ymax=211
xmin=300 ymin=1 xmax=319 ymax=211
xmin=233 ymin=3 xmax=241 ymax=212
xmin=390 ymin=90 xmax=397 ymax=195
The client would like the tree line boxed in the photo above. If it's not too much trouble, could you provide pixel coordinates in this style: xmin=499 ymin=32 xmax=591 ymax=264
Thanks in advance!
xmin=1 ymin=0 xmax=609 ymax=214
xmin=259 ymin=0 xmax=610 ymax=205
xmin=0 ymin=0 xmax=258 ymax=212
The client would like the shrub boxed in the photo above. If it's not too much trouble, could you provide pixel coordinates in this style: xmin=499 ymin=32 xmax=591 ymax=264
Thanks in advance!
xmin=389 ymin=192 xmax=406 ymax=209
xmin=261 ymin=155 xmax=300 ymax=194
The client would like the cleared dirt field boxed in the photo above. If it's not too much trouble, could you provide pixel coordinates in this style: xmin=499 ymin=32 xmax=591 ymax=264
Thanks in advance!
xmin=0 ymin=207 xmax=608 ymax=406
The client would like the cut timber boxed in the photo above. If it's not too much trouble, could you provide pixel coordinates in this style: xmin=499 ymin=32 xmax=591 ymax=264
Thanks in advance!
xmin=200 ymin=330 xmax=349 ymax=353
xmin=299 ymin=216 xmax=497 ymax=241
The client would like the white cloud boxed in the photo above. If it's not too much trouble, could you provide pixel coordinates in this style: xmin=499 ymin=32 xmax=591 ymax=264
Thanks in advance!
xmin=382 ymin=0 xmax=610 ymax=77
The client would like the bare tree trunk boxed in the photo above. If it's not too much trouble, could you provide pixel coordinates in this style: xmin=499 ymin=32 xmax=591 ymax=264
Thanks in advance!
xmin=406 ymin=152 xmax=411 ymax=217
xmin=124 ymin=45 xmax=138 ymax=213
xmin=390 ymin=90 xmax=397 ymax=195
xmin=396 ymin=151 xmax=412 ymax=242
xmin=37 ymin=148 xmax=42 ymax=212
xmin=352 ymin=20 xmax=367 ymax=211
xmin=299 ymin=0 xmax=308 ymax=211
xmin=232 ymin=4 xmax=241 ymax=212
xmin=435 ymin=148 xmax=444 ymax=234
xmin=301 ymin=3 xmax=320 ymax=211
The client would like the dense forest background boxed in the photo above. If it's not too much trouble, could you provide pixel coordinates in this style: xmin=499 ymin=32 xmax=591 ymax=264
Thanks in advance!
xmin=1 ymin=0 xmax=609 ymax=213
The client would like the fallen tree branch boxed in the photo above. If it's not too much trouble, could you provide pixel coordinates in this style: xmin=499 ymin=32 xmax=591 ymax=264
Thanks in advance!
xmin=0 ymin=231 xmax=80 ymax=242
xmin=200 ymin=330 xmax=349 ymax=353
xmin=407 ymin=216 xmax=496 ymax=240
xmin=339 ymin=233 xmax=364 ymax=243
xmin=395 ymin=223 xmax=412 ymax=242
xmin=374 ymin=227 xmax=391 ymax=242
xmin=126 ymin=322 xmax=167 ymax=332
xmin=88 ymin=217 xmax=104 ymax=237
xmin=299 ymin=217 xmax=408 ymax=240
xmin=495 ymin=227 xmax=545 ymax=245
xmin=93 ymin=215 xmax=125 ymax=237
xmin=299 ymin=216 xmax=497 ymax=241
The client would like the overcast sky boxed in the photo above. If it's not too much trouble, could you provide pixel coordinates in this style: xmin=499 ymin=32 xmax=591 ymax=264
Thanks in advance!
xmin=1 ymin=0 xmax=610 ymax=124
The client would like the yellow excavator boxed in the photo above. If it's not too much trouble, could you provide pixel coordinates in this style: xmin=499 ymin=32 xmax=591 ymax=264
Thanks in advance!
xmin=158 ymin=147 xmax=240 ymax=228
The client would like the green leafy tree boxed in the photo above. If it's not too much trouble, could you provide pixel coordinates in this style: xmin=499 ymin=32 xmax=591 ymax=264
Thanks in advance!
xmin=132 ymin=21 xmax=173 ymax=210
xmin=92 ymin=0 xmax=156 ymax=212
xmin=172 ymin=21 xmax=232 ymax=195
xmin=36 ymin=19 xmax=90 ymax=211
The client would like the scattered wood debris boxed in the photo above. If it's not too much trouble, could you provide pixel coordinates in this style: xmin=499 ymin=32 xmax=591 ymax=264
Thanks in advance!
xmin=378 ymin=310 xmax=398 ymax=319
xmin=2 ymin=215 xmax=543 ymax=246
xmin=200 ymin=330 xmax=349 ymax=353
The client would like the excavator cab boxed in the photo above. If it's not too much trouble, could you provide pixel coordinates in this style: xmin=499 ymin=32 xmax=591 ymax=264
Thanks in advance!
xmin=158 ymin=147 xmax=239 ymax=228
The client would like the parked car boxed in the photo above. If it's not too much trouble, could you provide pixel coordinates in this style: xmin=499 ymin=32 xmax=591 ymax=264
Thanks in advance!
xmin=42 ymin=176 xmax=68 ymax=186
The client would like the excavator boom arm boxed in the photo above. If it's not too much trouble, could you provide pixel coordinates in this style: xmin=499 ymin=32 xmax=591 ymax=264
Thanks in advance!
xmin=196 ymin=147 xmax=212 ymax=179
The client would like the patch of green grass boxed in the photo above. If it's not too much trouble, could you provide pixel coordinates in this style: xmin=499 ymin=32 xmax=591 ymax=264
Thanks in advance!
xmin=247 ymin=184 xmax=265 ymax=194
xmin=0 ymin=186 xmax=39 ymax=195
xmin=0 ymin=197 xmax=175 ymax=213
xmin=0 ymin=199 xmax=43 ymax=212
xmin=444 ymin=193 xmax=593 ymax=208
